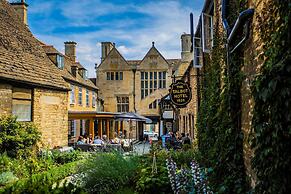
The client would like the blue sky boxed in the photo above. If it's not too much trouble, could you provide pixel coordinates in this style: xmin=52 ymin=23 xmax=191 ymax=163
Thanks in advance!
xmin=26 ymin=0 xmax=204 ymax=77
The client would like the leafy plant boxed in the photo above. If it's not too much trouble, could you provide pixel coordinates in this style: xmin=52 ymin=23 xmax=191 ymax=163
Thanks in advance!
xmin=0 ymin=116 xmax=41 ymax=158
xmin=77 ymin=153 xmax=139 ymax=194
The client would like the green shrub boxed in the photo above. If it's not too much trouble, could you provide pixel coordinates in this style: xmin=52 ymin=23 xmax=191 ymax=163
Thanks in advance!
xmin=52 ymin=150 xmax=82 ymax=164
xmin=0 ymin=172 xmax=18 ymax=186
xmin=0 ymin=116 xmax=41 ymax=158
xmin=78 ymin=153 xmax=139 ymax=194
xmin=1 ymin=160 xmax=80 ymax=193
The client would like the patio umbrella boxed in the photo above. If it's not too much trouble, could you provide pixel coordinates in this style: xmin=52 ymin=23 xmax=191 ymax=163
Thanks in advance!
xmin=114 ymin=112 xmax=152 ymax=123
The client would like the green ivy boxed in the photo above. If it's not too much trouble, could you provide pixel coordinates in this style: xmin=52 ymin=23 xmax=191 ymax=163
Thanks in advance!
xmin=196 ymin=1 xmax=248 ymax=192
xmin=250 ymin=1 xmax=291 ymax=193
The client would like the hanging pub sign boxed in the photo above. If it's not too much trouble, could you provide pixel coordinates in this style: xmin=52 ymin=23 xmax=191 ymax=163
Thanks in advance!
xmin=170 ymin=80 xmax=192 ymax=107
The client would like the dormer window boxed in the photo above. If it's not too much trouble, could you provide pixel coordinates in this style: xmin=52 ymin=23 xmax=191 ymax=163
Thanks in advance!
xmin=83 ymin=69 xmax=88 ymax=80
xmin=56 ymin=54 xmax=64 ymax=69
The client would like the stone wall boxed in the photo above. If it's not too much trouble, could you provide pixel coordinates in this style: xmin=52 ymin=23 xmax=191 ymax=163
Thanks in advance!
xmin=33 ymin=88 xmax=68 ymax=148
xmin=0 ymin=83 xmax=12 ymax=116
xmin=178 ymin=67 xmax=198 ymax=142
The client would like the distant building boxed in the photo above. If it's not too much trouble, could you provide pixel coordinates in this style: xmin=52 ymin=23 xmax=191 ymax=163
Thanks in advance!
xmin=0 ymin=0 xmax=69 ymax=148
xmin=96 ymin=37 xmax=191 ymax=139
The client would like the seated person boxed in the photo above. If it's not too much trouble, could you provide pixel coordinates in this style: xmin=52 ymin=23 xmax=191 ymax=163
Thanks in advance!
xmin=93 ymin=136 xmax=104 ymax=145
xmin=77 ymin=136 xmax=85 ymax=145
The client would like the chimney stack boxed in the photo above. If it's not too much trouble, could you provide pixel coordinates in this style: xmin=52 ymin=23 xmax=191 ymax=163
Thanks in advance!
xmin=181 ymin=33 xmax=192 ymax=62
xmin=101 ymin=42 xmax=114 ymax=62
xmin=10 ymin=0 xmax=29 ymax=26
xmin=64 ymin=41 xmax=77 ymax=62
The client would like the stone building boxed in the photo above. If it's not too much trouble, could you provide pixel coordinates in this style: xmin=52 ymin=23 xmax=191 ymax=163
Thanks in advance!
xmin=41 ymin=42 xmax=100 ymax=144
xmin=0 ymin=0 xmax=69 ymax=148
xmin=193 ymin=0 xmax=290 ymax=190
xmin=96 ymin=40 xmax=189 ymax=138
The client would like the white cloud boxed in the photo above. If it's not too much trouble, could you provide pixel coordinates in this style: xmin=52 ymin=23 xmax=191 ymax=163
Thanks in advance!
xmin=30 ymin=0 xmax=202 ymax=78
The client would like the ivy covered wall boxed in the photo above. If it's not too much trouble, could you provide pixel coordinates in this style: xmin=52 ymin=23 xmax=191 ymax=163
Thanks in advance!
xmin=196 ymin=0 xmax=290 ymax=193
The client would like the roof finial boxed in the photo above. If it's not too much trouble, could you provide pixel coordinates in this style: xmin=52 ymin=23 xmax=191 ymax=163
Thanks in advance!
xmin=152 ymin=41 xmax=155 ymax=47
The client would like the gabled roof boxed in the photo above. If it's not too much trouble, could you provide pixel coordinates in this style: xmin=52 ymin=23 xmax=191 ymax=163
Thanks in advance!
xmin=98 ymin=46 xmax=131 ymax=70
xmin=42 ymin=44 xmax=98 ymax=91
xmin=138 ymin=43 xmax=170 ymax=69
xmin=0 ymin=0 xmax=69 ymax=91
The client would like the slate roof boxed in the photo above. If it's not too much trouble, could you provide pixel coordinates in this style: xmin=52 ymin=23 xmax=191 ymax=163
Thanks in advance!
xmin=0 ymin=0 xmax=69 ymax=90
xmin=42 ymin=45 xmax=98 ymax=91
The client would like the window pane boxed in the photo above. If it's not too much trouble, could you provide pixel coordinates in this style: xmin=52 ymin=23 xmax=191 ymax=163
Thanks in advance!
xmin=145 ymin=81 xmax=148 ymax=88
xmin=117 ymin=105 xmax=121 ymax=112
xmin=163 ymin=71 xmax=166 ymax=79
xmin=125 ymin=97 xmax=129 ymax=103
xmin=120 ymin=72 xmax=123 ymax=80
xmin=154 ymin=81 xmax=157 ymax=89
xmin=12 ymin=100 xmax=31 ymax=121
xmin=145 ymin=90 xmax=148 ymax=97
xmin=111 ymin=72 xmax=114 ymax=80
xmin=117 ymin=97 xmax=121 ymax=103
xmin=153 ymin=100 xmax=157 ymax=109
xmin=159 ymin=80 xmax=162 ymax=88
xmin=145 ymin=72 xmax=148 ymax=79
xmin=122 ymin=97 xmax=126 ymax=103
xmin=115 ymin=72 xmax=119 ymax=80
xmin=150 ymin=72 xmax=153 ymax=79
xmin=141 ymin=81 xmax=144 ymax=89
xmin=141 ymin=90 xmax=144 ymax=99
xmin=107 ymin=72 xmax=110 ymax=80
xmin=141 ymin=72 xmax=144 ymax=80
xmin=149 ymin=103 xmax=152 ymax=109
xmin=154 ymin=72 xmax=157 ymax=79
xmin=159 ymin=72 xmax=162 ymax=79
xmin=163 ymin=80 xmax=166 ymax=88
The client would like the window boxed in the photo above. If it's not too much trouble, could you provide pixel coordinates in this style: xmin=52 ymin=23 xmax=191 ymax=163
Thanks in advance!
xmin=83 ymin=69 xmax=88 ymax=80
xmin=117 ymin=96 xmax=129 ymax=112
xmin=111 ymin=72 xmax=114 ymax=80
xmin=194 ymin=37 xmax=203 ymax=68
xmin=69 ymin=120 xmax=76 ymax=137
xmin=149 ymin=99 xmax=160 ymax=109
xmin=70 ymin=84 xmax=75 ymax=104
xmin=86 ymin=89 xmax=89 ymax=107
xmin=106 ymin=72 xmax=123 ymax=80
xmin=56 ymin=54 xmax=64 ymax=69
xmin=92 ymin=92 xmax=96 ymax=108
xmin=158 ymin=71 xmax=166 ymax=88
xmin=202 ymin=12 xmax=213 ymax=53
xmin=78 ymin=87 xmax=82 ymax=105
xmin=12 ymin=88 xmax=32 ymax=121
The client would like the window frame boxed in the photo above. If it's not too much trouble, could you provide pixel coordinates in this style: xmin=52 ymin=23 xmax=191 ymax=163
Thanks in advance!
xmin=70 ymin=84 xmax=75 ymax=104
xmin=78 ymin=87 xmax=82 ymax=105
xmin=12 ymin=88 xmax=32 ymax=122
xmin=86 ymin=89 xmax=89 ymax=107
xmin=194 ymin=37 xmax=203 ymax=68
xmin=56 ymin=54 xmax=64 ymax=70
xmin=201 ymin=12 xmax=213 ymax=53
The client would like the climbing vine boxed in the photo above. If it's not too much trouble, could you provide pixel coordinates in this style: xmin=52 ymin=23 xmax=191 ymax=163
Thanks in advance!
xmin=250 ymin=1 xmax=291 ymax=193
xmin=196 ymin=0 xmax=249 ymax=193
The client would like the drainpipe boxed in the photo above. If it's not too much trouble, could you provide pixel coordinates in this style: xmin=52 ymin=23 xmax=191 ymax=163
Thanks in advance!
xmin=227 ymin=9 xmax=255 ymax=44
xmin=132 ymin=65 xmax=137 ymax=113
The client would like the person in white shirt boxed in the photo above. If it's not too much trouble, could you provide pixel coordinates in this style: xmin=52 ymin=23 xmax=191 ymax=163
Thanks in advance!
xmin=93 ymin=136 xmax=104 ymax=145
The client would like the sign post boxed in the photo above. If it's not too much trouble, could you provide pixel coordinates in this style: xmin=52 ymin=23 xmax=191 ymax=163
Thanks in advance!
xmin=170 ymin=80 xmax=192 ymax=108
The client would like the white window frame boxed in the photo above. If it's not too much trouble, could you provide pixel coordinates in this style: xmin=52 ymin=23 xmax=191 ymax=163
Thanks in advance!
xmin=78 ymin=87 xmax=82 ymax=105
xmin=201 ymin=13 xmax=213 ymax=53
xmin=86 ymin=89 xmax=89 ymax=107
xmin=56 ymin=54 xmax=64 ymax=69
xmin=194 ymin=37 xmax=203 ymax=68
xmin=92 ymin=92 xmax=96 ymax=108
xmin=70 ymin=85 xmax=75 ymax=104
